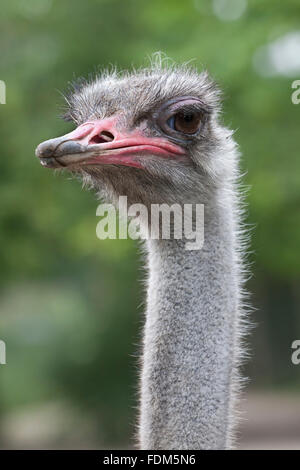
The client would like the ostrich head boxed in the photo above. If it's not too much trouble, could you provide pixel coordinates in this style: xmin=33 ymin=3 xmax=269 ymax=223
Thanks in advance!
xmin=36 ymin=59 xmax=234 ymax=208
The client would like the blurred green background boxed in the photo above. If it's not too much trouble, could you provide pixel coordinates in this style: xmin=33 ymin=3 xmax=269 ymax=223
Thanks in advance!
xmin=0 ymin=0 xmax=300 ymax=449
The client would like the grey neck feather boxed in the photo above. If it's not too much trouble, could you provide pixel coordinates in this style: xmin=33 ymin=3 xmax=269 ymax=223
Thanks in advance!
xmin=139 ymin=187 xmax=241 ymax=450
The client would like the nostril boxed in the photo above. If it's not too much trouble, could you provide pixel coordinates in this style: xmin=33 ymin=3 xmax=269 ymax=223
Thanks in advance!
xmin=90 ymin=131 xmax=114 ymax=144
xmin=100 ymin=131 xmax=114 ymax=141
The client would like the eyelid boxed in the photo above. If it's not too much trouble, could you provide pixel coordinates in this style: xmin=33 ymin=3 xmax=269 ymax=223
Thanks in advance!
xmin=134 ymin=97 xmax=210 ymax=127
xmin=160 ymin=97 xmax=211 ymax=115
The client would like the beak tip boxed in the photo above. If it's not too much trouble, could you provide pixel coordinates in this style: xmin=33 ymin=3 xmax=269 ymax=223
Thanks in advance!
xmin=35 ymin=140 xmax=60 ymax=168
xmin=35 ymin=141 xmax=53 ymax=159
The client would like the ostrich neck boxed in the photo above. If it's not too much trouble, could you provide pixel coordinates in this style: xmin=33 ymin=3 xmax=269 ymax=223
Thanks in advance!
xmin=139 ymin=189 xmax=239 ymax=450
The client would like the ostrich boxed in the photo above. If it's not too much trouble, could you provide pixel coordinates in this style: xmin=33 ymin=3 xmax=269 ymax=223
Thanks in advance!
xmin=35 ymin=58 xmax=249 ymax=450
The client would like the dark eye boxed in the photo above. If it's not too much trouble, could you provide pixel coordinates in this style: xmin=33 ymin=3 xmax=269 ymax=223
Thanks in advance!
xmin=167 ymin=111 xmax=202 ymax=134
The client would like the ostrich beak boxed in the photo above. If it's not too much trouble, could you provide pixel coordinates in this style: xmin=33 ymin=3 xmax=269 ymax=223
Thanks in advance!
xmin=35 ymin=118 xmax=185 ymax=169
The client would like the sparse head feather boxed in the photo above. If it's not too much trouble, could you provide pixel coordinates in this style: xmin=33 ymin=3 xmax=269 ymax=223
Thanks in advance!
xmin=62 ymin=57 xmax=221 ymax=125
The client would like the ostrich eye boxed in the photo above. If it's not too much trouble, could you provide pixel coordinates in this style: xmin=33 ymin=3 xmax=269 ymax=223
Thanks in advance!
xmin=156 ymin=97 xmax=208 ymax=138
xmin=167 ymin=112 xmax=202 ymax=134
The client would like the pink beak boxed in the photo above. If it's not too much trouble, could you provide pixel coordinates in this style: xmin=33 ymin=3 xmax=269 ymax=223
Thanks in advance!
xmin=35 ymin=118 xmax=185 ymax=169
